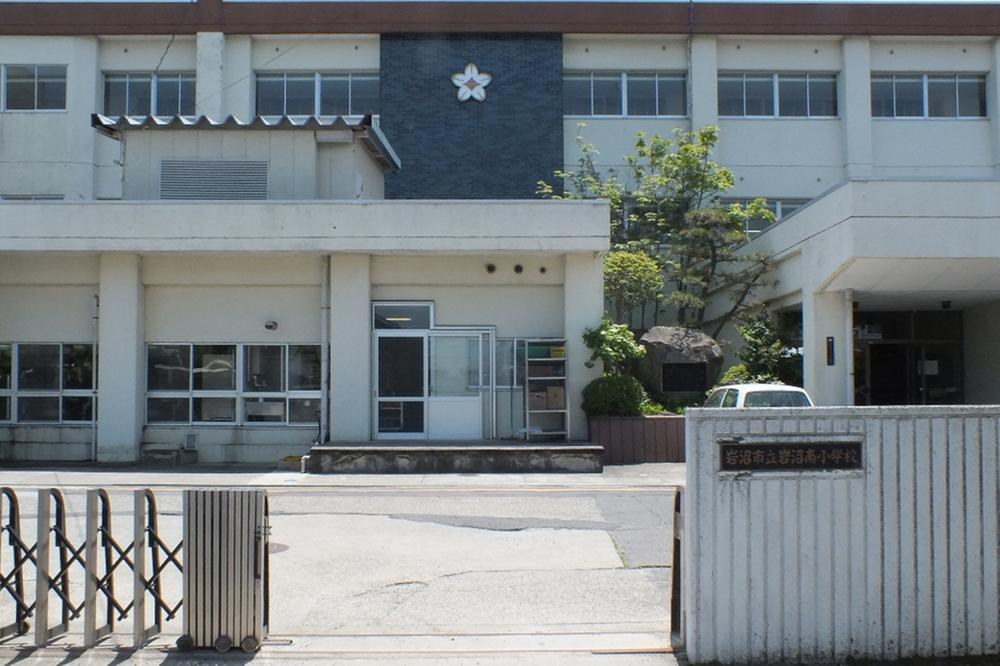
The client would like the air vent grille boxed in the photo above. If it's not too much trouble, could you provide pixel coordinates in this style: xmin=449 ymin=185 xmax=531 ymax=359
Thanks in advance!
xmin=160 ymin=160 xmax=268 ymax=200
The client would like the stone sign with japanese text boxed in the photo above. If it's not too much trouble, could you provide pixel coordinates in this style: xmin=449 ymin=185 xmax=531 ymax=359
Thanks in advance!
xmin=719 ymin=441 xmax=863 ymax=472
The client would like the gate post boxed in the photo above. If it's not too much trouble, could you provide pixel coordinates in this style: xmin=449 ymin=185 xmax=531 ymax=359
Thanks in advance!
xmin=33 ymin=491 xmax=50 ymax=645
xmin=83 ymin=490 xmax=98 ymax=646
xmin=133 ymin=490 xmax=146 ymax=647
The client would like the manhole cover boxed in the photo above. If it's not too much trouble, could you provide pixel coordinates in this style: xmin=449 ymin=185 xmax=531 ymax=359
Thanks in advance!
xmin=269 ymin=542 xmax=289 ymax=554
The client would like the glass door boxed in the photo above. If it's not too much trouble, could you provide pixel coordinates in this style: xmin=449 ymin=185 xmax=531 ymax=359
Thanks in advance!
xmin=427 ymin=331 xmax=488 ymax=440
xmin=375 ymin=333 xmax=426 ymax=439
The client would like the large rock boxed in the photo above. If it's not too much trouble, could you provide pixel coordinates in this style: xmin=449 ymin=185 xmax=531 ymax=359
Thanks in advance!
xmin=636 ymin=326 xmax=723 ymax=396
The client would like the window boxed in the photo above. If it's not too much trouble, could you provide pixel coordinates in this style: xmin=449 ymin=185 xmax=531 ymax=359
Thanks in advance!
xmin=1 ymin=64 xmax=66 ymax=111
xmin=723 ymin=198 xmax=809 ymax=236
xmin=104 ymin=72 xmax=195 ymax=117
xmin=718 ymin=73 xmax=837 ymax=118
xmin=871 ymin=74 xmax=987 ymax=118
xmin=145 ymin=343 xmax=321 ymax=425
xmin=0 ymin=343 xmax=95 ymax=423
xmin=372 ymin=303 xmax=433 ymax=330
xmin=255 ymin=72 xmax=379 ymax=117
xmin=563 ymin=72 xmax=687 ymax=117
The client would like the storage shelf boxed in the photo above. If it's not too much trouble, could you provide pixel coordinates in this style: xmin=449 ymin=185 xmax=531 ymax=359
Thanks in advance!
xmin=523 ymin=338 xmax=569 ymax=442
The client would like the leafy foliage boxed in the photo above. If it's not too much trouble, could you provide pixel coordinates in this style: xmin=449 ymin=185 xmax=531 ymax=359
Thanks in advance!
xmin=539 ymin=125 xmax=775 ymax=336
xmin=582 ymin=317 xmax=646 ymax=375
xmin=719 ymin=313 xmax=804 ymax=387
xmin=603 ymin=251 xmax=664 ymax=325
xmin=581 ymin=374 xmax=647 ymax=417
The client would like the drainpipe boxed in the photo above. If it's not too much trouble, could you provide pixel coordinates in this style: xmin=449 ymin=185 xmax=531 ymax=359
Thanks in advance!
xmin=91 ymin=294 xmax=100 ymax=462
xmin=320 ymin=255 xmax=330 ymax=444
xmin=844 ymin=289 xmax=854 ymax=406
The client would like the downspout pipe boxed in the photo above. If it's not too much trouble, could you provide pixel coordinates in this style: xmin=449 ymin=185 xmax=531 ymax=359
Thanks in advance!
xmin=320 ymin=255 xmax=330 ymax=443
xmin=91 ymin=294 xmax=100 ymax=462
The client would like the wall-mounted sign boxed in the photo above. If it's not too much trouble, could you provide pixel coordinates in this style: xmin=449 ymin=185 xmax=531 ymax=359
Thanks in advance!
xmin=719 ymin=441 xmax=863 ymax=472
xmin=452 ymin=63 xmax=491 ymax=102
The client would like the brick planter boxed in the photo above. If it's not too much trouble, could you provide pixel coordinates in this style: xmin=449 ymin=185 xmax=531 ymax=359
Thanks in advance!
xmin=589 ymin=415 xmax=685 ymax=465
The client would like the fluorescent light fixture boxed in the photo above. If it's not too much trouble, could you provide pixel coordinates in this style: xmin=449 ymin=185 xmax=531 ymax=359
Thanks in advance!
xmin=385 ymin=316 xmax=412 ymax=322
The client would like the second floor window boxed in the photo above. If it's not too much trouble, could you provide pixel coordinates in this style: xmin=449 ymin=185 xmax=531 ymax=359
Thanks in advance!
xmin=871 ymin=74 xmax=987 ymax=118
xmin=2 ymin=64 xmax=66 ymax=111
xmin=104 ymin=72 xmax=195 ymax=117
xmin=255 ymin=72 xmax=379 ymax=117
xmin=563 ymin=72 xmax=687 ymax=117
xmin=718 ymin=72 xmax=837 ymax=118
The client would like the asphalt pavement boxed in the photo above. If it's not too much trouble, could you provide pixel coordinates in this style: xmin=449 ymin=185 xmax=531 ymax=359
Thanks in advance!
xmin=0 ymin=463 xmax=685 ymax=664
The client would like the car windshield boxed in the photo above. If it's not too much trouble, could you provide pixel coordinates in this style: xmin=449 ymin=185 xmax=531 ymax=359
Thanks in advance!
xmin=743 ymin=390 xmax=811 ymax=407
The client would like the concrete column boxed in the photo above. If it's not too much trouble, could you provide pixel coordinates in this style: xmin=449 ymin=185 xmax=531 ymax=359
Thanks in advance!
xmin=564 ymin=253 xmax=604 ymax=440
xmin=329 ymin=254 xmax=372 ymax=441
xmin=689 ymin=36 xmax=719 ymax=131
xmin=223 ymin=35 xmax=253 ymax=120
xmin=842 ymin=36 xmax=873 ymax=178
xmin=96 ymin=254 xmax=143 ymax=462
xmin=801 ymin=287 xmax=852 ymax=406
xmin=990 ymin=39 xmax=1000 ymax=176
xmin=196 ymin=32 xmax=225 ymax=119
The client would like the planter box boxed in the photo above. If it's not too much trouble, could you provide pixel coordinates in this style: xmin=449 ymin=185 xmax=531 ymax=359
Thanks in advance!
xmin=588 ymin=415 xmax=685 ymax=465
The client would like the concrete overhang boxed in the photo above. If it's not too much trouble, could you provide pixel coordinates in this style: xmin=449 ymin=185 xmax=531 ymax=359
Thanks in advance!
xmin=0 ymin=199 xmax=610 ymax=254
xmin=747 ymin=179 xmax=1000 ymax=307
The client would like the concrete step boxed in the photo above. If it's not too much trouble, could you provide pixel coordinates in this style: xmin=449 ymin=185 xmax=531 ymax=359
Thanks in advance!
xmin=302 ymin=443 xmax=604 ymax=474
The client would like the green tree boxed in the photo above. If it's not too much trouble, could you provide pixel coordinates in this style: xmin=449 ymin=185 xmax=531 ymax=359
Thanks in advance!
xmin=603 ymin=251 xmax=664 ymax=325
xmin=539 ymin=126 xmax=774 ymax=337
xmin=731 ymin=312 xmax=803 ymax=386
xmin=582 ymin=317 xmax=646 ymax=375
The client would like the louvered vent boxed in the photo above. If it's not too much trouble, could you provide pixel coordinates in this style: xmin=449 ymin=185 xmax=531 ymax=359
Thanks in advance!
xmin=160 ymin=160 xmax=269 ymax=200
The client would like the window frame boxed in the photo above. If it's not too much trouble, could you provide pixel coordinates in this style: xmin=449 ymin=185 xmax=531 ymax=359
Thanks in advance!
xmin=871 ymin=73 xmax=988 ymax=120
xmin=563 ymin=71 xmax=688 ymax=118
xmin=0 ymin=343 xmax=96 ymax=424
xmin=1 ymin=64 xmax=68 ymax=113
xmin=254 ymin=71 xmax=380 ymax=118
xmin=717 ymin=72 xmax=839 ymax=119
xmin=144 ymin=343 xmax=322 ymax=427
xmin=103 ymin=71 xmax=196 ymax=118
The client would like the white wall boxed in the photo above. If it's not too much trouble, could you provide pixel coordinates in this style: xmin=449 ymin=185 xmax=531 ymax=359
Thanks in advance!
xmin=684 ymin=406 xmax=1000 ymax=664
xmin=143 ymin=254 xmax=322 ymax=342
xmin=0 ymin=254 xmax=98 ymax=342
xmin=0 ymin=36 xmax=98 ymax=200
xmin=371 ymin=255 xmax=566 ymax=338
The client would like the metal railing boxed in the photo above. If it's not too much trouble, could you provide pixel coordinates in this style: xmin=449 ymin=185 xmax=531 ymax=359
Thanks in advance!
xmin=0 ymin=487 xmax=183 ymax=648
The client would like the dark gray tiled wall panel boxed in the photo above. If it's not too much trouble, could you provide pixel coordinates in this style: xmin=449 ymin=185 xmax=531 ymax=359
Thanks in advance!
xmin=380 ymin=33 xmax=563 ymax=199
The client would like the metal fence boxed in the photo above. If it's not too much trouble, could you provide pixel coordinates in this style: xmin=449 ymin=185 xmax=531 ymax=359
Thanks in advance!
xmin=1 ymin=487 xmax=182 ymax=648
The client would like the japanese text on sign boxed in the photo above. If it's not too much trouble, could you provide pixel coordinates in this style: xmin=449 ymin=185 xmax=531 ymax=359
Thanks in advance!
xmin=719 ymin=441 xmax=863 ymax=471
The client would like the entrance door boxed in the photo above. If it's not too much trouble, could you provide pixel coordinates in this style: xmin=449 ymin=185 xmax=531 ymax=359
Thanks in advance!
xmin=375 ymin=329 xmax=494 ymax=440
xmin=427 ymin=332 xmax=484 ymax=440
xmin=375 ymin=334 xmax=426 ymax=439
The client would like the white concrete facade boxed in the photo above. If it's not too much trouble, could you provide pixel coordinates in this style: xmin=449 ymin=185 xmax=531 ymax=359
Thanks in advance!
xmin=0 ymin=202 xmax=607 ymax=462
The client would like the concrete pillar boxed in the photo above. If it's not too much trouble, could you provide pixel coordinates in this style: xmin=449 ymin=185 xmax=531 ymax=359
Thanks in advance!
xmin=564 ymin=252 xmax=604 ymax=440
xmin=801 ymin=287 xmax=853 ymax=406
xmin=96 ymin=254 xmax=143 ymax=462
xmin=689 ymin=36 xmax=719 ymax=131
xmin=196 ymin=32 xmax=225 ymax=119
xmin=329 ymin=254 xmax=372 ymax=440
xmin=223 ymin=35 xmax=253 ymax=120
xmin=990 ymin=38 xmax=1000 ymax=176
xmin=842 ymin=36 xmax=873 ymax=178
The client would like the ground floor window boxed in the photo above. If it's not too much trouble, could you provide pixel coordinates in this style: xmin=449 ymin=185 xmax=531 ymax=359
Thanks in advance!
xmin=0 ymin=343 xmax=96 ymax=423
xmin=145 ymin=343 xmax=321 ymax=425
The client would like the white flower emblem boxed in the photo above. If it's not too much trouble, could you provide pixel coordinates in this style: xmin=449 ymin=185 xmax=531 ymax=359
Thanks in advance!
xmin=451 ymin=63 xmax=492 ymax=102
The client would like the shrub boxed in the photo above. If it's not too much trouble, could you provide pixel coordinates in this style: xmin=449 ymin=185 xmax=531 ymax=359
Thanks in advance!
xmin=582 ymin=374 xmax=647 ymax=417
xmin=582 ymin=317 xmax=646 ymax=375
